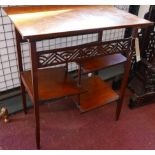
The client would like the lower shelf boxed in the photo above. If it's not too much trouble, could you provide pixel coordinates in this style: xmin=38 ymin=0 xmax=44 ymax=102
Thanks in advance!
xmin=72 ymin=76 xmax=119 ymax=112
xmin=21 ymin=67 xmax=85 ymax=102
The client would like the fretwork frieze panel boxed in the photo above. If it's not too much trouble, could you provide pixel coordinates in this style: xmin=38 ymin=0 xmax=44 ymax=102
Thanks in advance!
xmin=38 ymin=39 xmax=132 ymax=68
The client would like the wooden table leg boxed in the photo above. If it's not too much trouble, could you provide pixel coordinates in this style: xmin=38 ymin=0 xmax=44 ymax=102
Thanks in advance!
xmin=30 ymin=41 xmax=40 ymax=149
xmin=21 ymin=83 xmax=27 ymax=114
xmin=77 ymin=64 xmax=82 ymax=86
xmin=15 ymin=28 xmax=27 ymax=114
xmin=34 ymin=100 xmax=40 ymax=149
xmin=116 ymin=53 xmax=132 ymax=120
xmin=116 ymin=28 xmax=138 ymax=120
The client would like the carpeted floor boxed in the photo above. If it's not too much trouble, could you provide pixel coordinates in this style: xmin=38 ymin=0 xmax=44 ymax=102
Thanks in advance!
xmin=0 ymin=90 xmax=155 ymax=150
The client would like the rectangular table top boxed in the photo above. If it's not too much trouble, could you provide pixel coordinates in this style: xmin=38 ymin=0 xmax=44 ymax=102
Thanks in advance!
xmin=3 ymin=5 xmax=153 ymax=40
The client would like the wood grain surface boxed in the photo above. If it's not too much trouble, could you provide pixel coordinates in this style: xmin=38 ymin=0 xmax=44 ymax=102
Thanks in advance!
xmin=3 ymin=6 xmax=153 ymax=40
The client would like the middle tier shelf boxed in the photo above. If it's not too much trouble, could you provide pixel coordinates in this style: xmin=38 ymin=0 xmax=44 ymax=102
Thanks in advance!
xmin=77 ymin=53 xmax=127 ymax=74
xmin=21 ymin=67 xmax=86 ymax=102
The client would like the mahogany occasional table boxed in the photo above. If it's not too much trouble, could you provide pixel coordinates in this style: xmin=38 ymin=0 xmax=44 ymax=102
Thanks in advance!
xmin=3 ymin=6 xmax=153 ymax=149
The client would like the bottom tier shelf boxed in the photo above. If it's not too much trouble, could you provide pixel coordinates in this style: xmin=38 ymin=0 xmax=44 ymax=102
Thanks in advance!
xmin=21 ymin=67 xmax=85 ymax=102
xmin=72 ymin=76 xmax=119 ymax=112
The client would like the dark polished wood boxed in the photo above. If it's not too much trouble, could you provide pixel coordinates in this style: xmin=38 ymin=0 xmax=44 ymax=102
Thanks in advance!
xmin=3 ymin=6 xmax=153 ymax=40
xmin=4 ymin=5 xmax=153 ymax=149
xmin=21 ymin=67 xmax=86 ymax=102
xmin=29 ymin=41 xmax=40 ymax=149
xmin=72 ymin=76 xmax=119 ymax=112
xmin=77 ymin=54 xmax=127 ymax=74
xmin=37 ymin=38 xmax=131 ymax=68
xmin=129 ymin=6 xmax=155 ymax=108
xmin=15 ymin=28 xmax=27 ymax=114
xmin=116 ymin=28 xmax=138 ymax=120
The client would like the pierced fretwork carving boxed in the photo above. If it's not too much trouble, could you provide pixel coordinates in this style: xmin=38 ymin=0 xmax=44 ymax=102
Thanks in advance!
xmin=138 ymin=30 xmax=155 ymax=62
xmin=37 ymin=38 xmax=132 ymax=68
xmin=129 ymin=5 xmax=155 ymax=108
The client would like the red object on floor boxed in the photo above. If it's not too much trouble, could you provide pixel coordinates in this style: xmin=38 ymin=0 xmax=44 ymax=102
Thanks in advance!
xmin=0 ymin=90 xmax=155 ymax=150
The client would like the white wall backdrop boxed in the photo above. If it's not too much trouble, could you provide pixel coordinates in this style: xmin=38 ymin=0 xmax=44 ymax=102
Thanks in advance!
xmin=0 ymin=5 xmax=129 ymax=92
xmin=138 ymin=5 xmax=150 ymax=18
